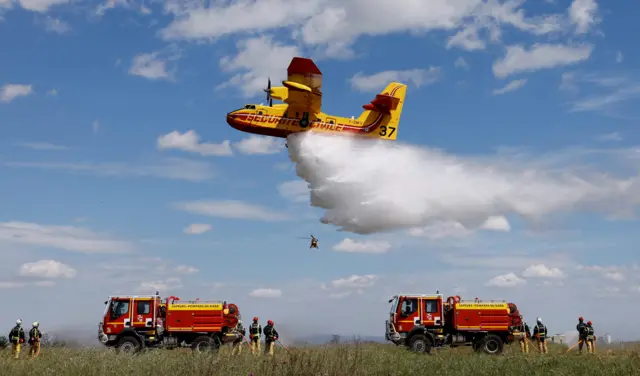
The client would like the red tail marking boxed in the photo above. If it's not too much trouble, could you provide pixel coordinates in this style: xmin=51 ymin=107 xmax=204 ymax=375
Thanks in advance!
xmin=362 ymin=94 xmax=399 ymax=114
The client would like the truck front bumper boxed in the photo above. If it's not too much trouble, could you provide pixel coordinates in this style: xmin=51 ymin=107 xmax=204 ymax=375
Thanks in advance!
xmin=385 ymin=320 xmax=402 ymax=344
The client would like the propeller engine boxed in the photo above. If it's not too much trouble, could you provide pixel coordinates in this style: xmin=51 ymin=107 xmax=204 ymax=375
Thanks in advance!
xmin=263 ymin=77 xmax=273 ymax=106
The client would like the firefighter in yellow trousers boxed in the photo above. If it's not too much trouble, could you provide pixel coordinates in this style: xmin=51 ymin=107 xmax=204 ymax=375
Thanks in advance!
xmin=28 ymin=321 xmax=42 ymax=358
xmin=249 ymin=317 xmax=261 ymax=353
xmin=533 ymin=317 xmax=548 ymax=354
xmin=8 ymin=319 xmax=25 ymax=359
xmin=585 ymin=321 xmax=596 ymax=354
xmin=263 ymin=320 xmax=279 ymax=356
xmin=231 ymin=320 xmax=245 ymax=355
xmin=517 ymin=316 xmax=531 ymax=353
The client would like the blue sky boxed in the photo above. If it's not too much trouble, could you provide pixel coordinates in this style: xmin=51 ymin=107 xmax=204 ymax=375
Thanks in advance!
xmin=1 ymin=0 xmax=640 ymax=342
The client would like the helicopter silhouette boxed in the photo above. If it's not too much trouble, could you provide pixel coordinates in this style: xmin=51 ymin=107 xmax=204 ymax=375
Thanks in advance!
xmin=296 ymin=235 xmax=319 ymax=249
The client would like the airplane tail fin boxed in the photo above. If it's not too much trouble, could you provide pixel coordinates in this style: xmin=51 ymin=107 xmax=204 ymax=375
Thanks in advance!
xmin=357 ymin=82 xmax=407 ymax=140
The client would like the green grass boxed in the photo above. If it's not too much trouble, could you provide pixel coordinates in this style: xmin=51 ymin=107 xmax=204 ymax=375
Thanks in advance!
xmin=2 ymin=342 xmax=639 ymax=375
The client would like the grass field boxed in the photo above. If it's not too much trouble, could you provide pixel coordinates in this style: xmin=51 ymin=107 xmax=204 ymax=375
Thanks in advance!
xmin=2 ymin=342 xmax=639 ymax=376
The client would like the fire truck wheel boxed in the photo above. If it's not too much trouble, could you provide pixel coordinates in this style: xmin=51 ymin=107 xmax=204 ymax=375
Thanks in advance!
xmin=116 ymin=336 xmax=141 ymax=354
xmin=191 ymin=336 xmax=220 ymax=353
xmin=479 ymin=334 xmax=504 ymax=355
xmin=407 ymin=334 xmax=432 ymax=354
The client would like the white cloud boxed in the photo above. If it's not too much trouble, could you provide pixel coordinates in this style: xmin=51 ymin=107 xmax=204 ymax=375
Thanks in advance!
xmin=569 ymin=0 xmax=599 ymax=34
xmin=349 ymin=67 xmax=440 ymax=92
xmin=0 ymin=221 xmax=135 ymax=253
xmin=136 ymin=277 xmax=182 ymax=293
xmin=561 ymin=72 xmax=640 ymax=115
xmin=17 ymin=0 xmax=69 ymax=12
xmin=174 ymin=265 xmax=199 ymax=274
xmin=492 ymin=79 xmax=527 ymax=95
xmin=481 ymin=216 xmax=511 ymax=231
xmin=157 ymin=130 xmax=233 ymax=156
xmin=173 ymin=199 xmax=289 ymax=221
xmin=183 ymin=223 xmax=212 ymax=235
xmin=4 ymin=157 xmax=214 ymax=182
xmin=486 ymin=272 xmax=526 ymax=287
xmin=233 ymin=135 xmax=285 ymax=155
xmin=492 ymin=43 xmax=593 ymax=78
xmin=19 ymin=260 xmax=77 ymax=279
xmin=330 ymin=274 xmax=378 ymax=289
xmin=216 ymin=36 xmax=301 ymax=97
xmin=0 ymin=84 xmax=32 ymax=103
xmin=616 ymin=51 xmax=623 ymax=63
xmin=129 ymin=47 xmax=180 ymax=81
xmin=409 ymin=216 xmax=510 ymax=239
xmin=160 ymin=0 xmax=323 ymax=41
xmin=249 ymin=288 xmax=282 ymax=298
xmin=42 ymin=16 xmax=70 ymax=34
xmin=597 ymin=132 xmax=622 ymax=142
xmin=331 ymin=274 xmax=379 ymax=288
xmin=287 ymin=132 xmax=640 ymax=235
xmin=454 ymin=57 xmax=469 ymax=70
xmin=522 ymin=264 xmax=566 ymax=278
xmin=92 ymin=120 xmax=100 ymax=133
xmin=0 ymin=282 xmax=27 ymax=289
xmin=408 ymin=221 xmax=470 ymax=239
xmin=277 ymin=180 xmax=308 ymax=202
xmin=332 ymin=238 xmax=391 ymax=254
xmin=159 ymin=0 xmax=572 ymax=57
xmin=603 ymin=271 xmax=624 ymax=282
xmin=17 ymin=142 xmax=67 ymax=150
xmin=575 ymin=265 xmax=628 ymax=283
xmin=47 ymin=88 xmax=58 ymax=96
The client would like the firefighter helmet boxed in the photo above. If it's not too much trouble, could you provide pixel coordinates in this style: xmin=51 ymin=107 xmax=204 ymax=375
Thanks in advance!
xmin=587 ymin=321 xmax=592 ymax=325
xmin=253 ymin=316 xmax=258 ymax=322
xmin=32 ymin=321 xmax=39 ymax=327
xmin=16 ymin=319 xmax=22 ymax=325
xmin=579 ymin=316 xmax=583 ymax=321
xmin=267 ymin=320 xmax=274 ymax=325
xmin=537 ymin=317 xmax=542 ymax=324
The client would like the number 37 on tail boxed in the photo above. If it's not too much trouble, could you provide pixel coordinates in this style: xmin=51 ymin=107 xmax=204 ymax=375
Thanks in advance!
xmin=225 ymin=57 xmax=407 ymax=141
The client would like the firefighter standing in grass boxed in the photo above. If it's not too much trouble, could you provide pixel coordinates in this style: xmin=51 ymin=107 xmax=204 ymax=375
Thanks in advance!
xmin=517 ymin=315 xmax=531 ymax=353
xmin=249 ymin=317 xmax=262 ymax=353
xmin=28 ymin=322 xmax=42 ymax=358
xmin=533 ymin=317 xmax=548 ymax=354
xmin=263 ymin=320 xmax=279 ymax=356
xmin=8 ymin=319 xmax=25 ymax=359
xmin=577 ymin=317 xmax=588 ymax=353
xmin=585 ymin=321 xmax=596 ymax=354
xmin=232 ymin=320 xmax=245 ymax=355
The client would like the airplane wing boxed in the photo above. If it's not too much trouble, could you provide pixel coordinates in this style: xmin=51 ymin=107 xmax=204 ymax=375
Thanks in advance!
xmin=282 ymin=57 xmax=322 ymax=114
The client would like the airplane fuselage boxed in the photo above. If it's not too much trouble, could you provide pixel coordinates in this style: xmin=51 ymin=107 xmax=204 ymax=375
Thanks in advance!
xmin=226 ymin=103 xmax=396 ymax=140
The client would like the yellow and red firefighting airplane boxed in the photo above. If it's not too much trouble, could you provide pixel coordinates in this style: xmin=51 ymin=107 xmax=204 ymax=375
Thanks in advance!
xmin=225 ymin=57 xmax=407 ymax=141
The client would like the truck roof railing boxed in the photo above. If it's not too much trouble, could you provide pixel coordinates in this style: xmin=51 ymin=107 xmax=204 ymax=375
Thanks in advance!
xmin=107 ymin=295 xmax=161 ymax=299
xmin=169 ymin=300 xmax=225 ymax=304
xmin=460 ymin=299 xmax=507 ymax=303
xmin=393 ymin=293 xmax=444 ymax=297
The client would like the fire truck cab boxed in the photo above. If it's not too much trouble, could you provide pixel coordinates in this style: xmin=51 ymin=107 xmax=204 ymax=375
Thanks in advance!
xmin=386 ymin=292 xmax=521 ymax=355
xmin=98 ymin=293 xmax=241 ymax=353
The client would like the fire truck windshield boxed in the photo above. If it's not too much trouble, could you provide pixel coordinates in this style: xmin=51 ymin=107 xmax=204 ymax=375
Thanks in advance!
xmin=389 ymin=296 xmax=399 ymax=315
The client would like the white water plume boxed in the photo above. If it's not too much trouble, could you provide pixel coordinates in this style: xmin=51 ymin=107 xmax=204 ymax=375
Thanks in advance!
xmin=286 ymin=132 xmax=640 ymax=234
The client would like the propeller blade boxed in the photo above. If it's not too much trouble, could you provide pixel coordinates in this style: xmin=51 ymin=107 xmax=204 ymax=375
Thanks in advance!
xmin=264 ymin=77 xmax=271 ymax=102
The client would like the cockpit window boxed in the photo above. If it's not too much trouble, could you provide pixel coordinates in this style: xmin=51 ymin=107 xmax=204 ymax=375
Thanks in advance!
xmin=231 ymin=105 xmax=256 ymax=113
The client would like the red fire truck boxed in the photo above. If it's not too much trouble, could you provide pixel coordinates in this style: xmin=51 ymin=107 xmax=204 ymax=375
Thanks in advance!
xmin=98 ymin=293 xmax=242 ymax=353
xmin=385 ymin=293 xmax=522 ymax=355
